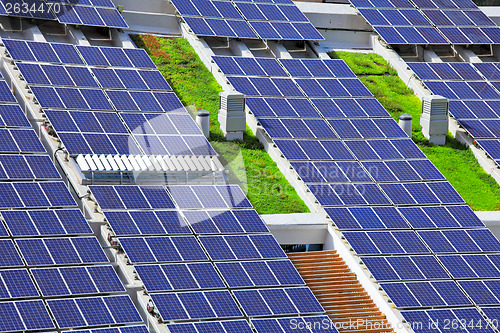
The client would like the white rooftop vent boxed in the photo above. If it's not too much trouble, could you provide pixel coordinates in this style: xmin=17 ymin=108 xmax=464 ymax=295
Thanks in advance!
xmin=218 ymin=91 xmax=245 ymax=141
xmin=421 ymin=95 xmax=448 ymax=145
xmin=75 ymin=154 xmax=225 ymax=185
xmin=76 ymin=154 xmax=223 ymax=173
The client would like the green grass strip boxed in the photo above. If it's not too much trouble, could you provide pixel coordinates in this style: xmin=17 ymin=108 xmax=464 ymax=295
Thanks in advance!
xmin=132 ymin=35 xmax=309 ymax=214
xmin=330 ymin=51 xmax=500 ymax=211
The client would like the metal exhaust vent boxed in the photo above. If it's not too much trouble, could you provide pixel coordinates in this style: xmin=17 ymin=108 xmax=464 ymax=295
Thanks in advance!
xmin=421 ymin=95 xmax=448 ymax=145
xmin=218 ymin=91 xmax=246 ymax=141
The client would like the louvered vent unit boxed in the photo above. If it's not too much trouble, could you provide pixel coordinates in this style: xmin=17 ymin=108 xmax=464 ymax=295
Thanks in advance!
xmin=421 ymin=95 xmax=449 ymax=145
xmin=219 ymin=91 xmax=246 ymax=141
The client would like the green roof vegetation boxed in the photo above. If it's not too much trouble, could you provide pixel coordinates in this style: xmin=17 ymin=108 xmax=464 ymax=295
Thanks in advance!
xmin=131 ymin=34 xmax=309 ymax=214
xmin=330 ymin=50 xmax=500 ymax=211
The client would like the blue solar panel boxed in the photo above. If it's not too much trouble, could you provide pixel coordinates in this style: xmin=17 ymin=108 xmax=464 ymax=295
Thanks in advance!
xmin=114 ymin=186 xmax=150 ymax=209
xmin=0 ymin=269 xmax=37 ymax=299
xmin=96 ymin=7 xmax=128 ymax=28
xmin=16 ymin=300 xmax=55 ymax=330
xmin=251 ymin=21 xmax=282 ymax=39
xmin=48 ymin=295 xmax=140 ymax=329
xmin=183 ymin=211 xmax=218 ymax=234
xmin=244 ymin=261 xmax=281 ymax=286
xmin=165 ymin=186 xmax=202 ymax=209
xmin=149 ymin=293 xmax=189 ymax=321
xmin=375 ymin=27 xmax=408 ymax=44
xmin=152 ymin=290 xmax=242 ymax=321
xmin=190 ymin=262 xmax=226 ymax=289
xmin=250 ymin=98 xmax=284 ymax=118
xmin=0 ymin=82 xmax=15 ymax=103
xmin=206 ymin=18 xmax=238 ymax=37
xmin=47 ymin=43 xmax=82 ymax=65
xmin=62 ymin=267 xmax=99 ymax=295
xmin=213 ymin=1 xmax=243 ymax=19
xmin=0 ymin=104 xmax=28 ymax=128
xmin=135 ymin=265 xmax=171 ymax=292
xmin=17 ymin=64 xmax=49 ymax=85
xmin=250 ymin=77 xmax=282 ymax=96
xmin=216 ymin=262 xmax=253 ymax=288
xmin=227 ymin=76 xmax=259 ymax=96
xmin=45 ymin=238 xmax=81 ymax=264
xmin=182 ymin=293 xmax=223 ymax=321
xmin=227 ymin=20 xmax=260 ymax=39
xmin=255 ymin=58 xmax=287 ymax=77
xmin=185 ymin=17 xmax=215 ymax=36
xmin=209 ymin=210 xmax=245 ymax=233
xmin=55 ymin=87 xmax=88 ymax=109
xmin=166 ymin=323 xmax=197 ymax=333
xmin=233 ymin=57 xmax=266 ymax=77
xmin=213 ymin=56 xmax=244 ymax=76
xmin=262 ymin=288 xmax=299 ymax=315
xmin=90 ymin=186 xmax=124 ymax=210
xmin=150 ymin=237 xmax=186 ymax=262
xmin=267 ymin=78 xmax=301 ymax=97
xmin=3 ymin=39 xmax=36 ymax=61
xmin=119 ymin=48 xmax=154 ymax=69
xmin=92 ymin=68 xmax=125 ymax=89
xmin=77 ymin=297 xmax=114 ymax=326
xmin=163 ymin=264 xmax=198 ymax=290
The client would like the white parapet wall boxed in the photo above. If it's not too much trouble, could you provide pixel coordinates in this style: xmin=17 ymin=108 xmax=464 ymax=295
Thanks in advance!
xmin=295 ymin=1 xmax=370 ymax=31
xmin=261 ymin=213 xmax=329 ymax=245
xmin=476 ymin=211 xmax=500 ymax=239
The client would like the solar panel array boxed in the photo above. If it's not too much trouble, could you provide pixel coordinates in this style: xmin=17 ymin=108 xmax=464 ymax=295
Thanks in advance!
xmin=214 ymin=55 xmax=500 ymax=330
xmin=171 ymin=0 xmax=323 ymax=40
xmin=0 ymin=0 xmax=128 ymax=28
xmin=408 ymin=61 xmax=500 ymax=169
xmin=89 ymin=184 xmax=336 ymax=331
xmin=0 ymin=65 xmax=147 ymax=332
xmin=3 ymin=39 xmax=216 ymax=157
xmin=349 ymin=0 xmax=500 ymax=44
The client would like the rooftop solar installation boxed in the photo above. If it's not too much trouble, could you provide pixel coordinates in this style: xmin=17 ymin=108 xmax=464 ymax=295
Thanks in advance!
xmin=4 ymin=39 xmax=217 ymax=157
xmin=44 ymin=110 xmax=215 ymax=156
xmin=0 ymin=51 xmax=146 ymax=332
xmin=3 ymin=6 xmax=500 ymax=331
xmin=408 ymin=61 xmax=500 ymax=169
xmin=63 ymin=326 xmax=151 ymax=333
xmin=212 ymin=53 xmax=500 ymax=328
xmin=32 ymin=265 xmax=125 ymax=296
xmin=0 ymin=0 xmax=128 ymax=28
xmin=167 ymin=320 xmax=256 ymax=333
xmin=3 ymin=39 xmax=156 ymax=68
xmin=47 ymin=295 xmax=142 ymax=329
xmin=349 ymin=0 xmax=500 ymax=44
xmin=89 ymin=184 xmax=329 ymax=326
xmin=171 ymin=0 xmax=323 ymax=40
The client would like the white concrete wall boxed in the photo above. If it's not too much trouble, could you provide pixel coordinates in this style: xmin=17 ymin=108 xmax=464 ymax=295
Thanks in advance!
xmin=262 ymin=213 xmax=329 ymax=244
xmin=296 ymin=2 xmax=370 ymax=31
xmin=476 ymin=211 xmax=500 ymax=239
xmin=113 ymin=0 xmax=173 ymax=14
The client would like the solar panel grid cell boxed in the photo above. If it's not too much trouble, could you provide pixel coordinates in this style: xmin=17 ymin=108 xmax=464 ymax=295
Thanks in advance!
xmin=152 ymin=290 xmax=242 ymax=321
xmin=351 ymin=0 xmax=500 ymax=44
